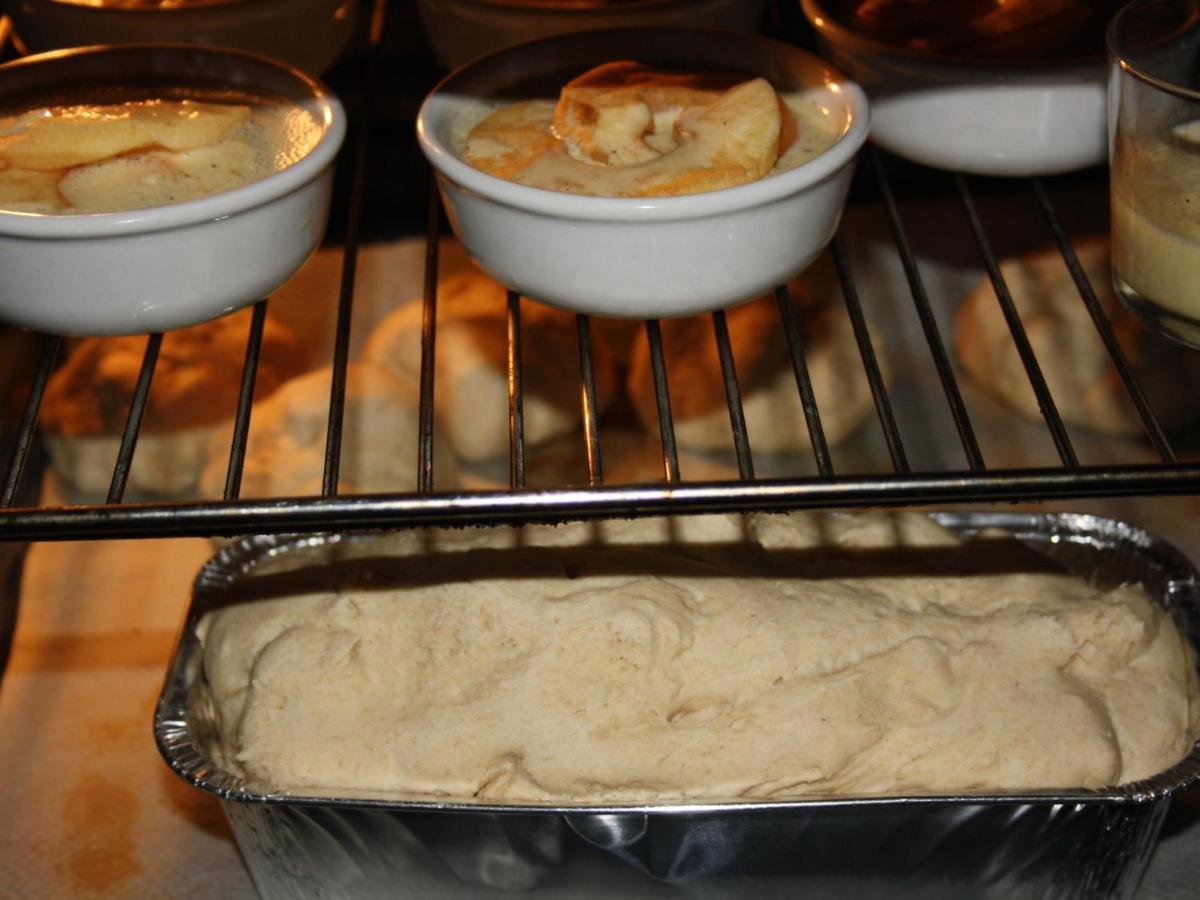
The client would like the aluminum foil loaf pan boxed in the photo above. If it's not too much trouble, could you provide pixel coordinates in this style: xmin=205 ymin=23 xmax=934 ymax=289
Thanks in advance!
xmin=156 ymin=512 xmax=1200 ymax=899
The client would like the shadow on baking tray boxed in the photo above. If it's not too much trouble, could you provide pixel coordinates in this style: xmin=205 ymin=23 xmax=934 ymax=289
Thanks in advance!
xmin=203 ymin=528 xmax=1065 ymax=614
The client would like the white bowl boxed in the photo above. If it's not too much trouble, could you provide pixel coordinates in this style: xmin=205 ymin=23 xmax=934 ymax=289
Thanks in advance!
xmin=0 ymin=46 xmax=347 ymax=337
xmin=8 ymin=0 xmax=359 ymax=76
xmin=800 ymin=0 xmax=1106 ymax=176
xmin=416 ymin=28 xmax=869 ymax=319
xmin=417 ymin=0 xmax=765 ymax=69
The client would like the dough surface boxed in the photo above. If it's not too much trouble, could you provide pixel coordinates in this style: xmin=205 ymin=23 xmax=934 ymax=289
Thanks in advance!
xmin=955 ymin=237 xmax=1200 ymax=436
xmin=197 ymin=511 xmax=1199 ymax=803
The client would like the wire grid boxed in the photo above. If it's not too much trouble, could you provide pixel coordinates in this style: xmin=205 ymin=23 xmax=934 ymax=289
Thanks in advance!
xmin=1 ymin=8 xmax=1199 ymax=542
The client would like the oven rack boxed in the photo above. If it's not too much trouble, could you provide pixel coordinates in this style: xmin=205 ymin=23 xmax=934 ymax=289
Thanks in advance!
xmin=2 ymin=11 xmax=1199 ymax=543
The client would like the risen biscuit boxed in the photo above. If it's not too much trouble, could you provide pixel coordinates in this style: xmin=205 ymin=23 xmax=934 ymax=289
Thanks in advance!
xmin=363 ymin=271 xmax=618 ymax=463
xmin=627 ymin=258 xmax=884 ymax=454
xmin=199 ymin=362 xmax=458 ymax=499
xmin=39 ymin=309 xmax=307 ymax=498
xmin=955 ymin=237 xmax=1200 ymax=436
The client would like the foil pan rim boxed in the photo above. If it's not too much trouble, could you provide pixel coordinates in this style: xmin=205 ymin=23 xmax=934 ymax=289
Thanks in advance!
xmin=155 ymin=510 xmax=1200 ymax=814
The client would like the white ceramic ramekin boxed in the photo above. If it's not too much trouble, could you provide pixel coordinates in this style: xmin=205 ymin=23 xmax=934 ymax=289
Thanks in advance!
xmin=416 ymin=28 xmax=869 ymax=319
xmin=0 ymin=46 xmax=346 ymax=337
xmin=800 ymin=0 xmax=1106 ymax=176
xmin=8 ymin=0 xmax=359 ymax=76
xmin=417 ymin=0 xmax=765 ymax=69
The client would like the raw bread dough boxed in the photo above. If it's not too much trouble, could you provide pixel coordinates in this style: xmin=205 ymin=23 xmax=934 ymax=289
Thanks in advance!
xmin=197 ymin=511 xmax=1199 ymax=803
xmin=955 ymin=236 xmax=1200 ymax=436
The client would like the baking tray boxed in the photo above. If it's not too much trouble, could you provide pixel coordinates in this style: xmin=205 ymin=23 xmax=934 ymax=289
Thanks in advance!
xmin=155 ymin=511 xmax=1200 ymax=899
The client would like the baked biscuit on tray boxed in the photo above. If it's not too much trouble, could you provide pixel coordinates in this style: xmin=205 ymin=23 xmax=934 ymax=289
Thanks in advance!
xmin=364 ymin=270 xmax=619 ymax=464
xmin=955 ymin=236 xmax=1200 ymax=437
xmin=627 ymin=255 xmax=884 ymax=455
xmin=199 ymin=362 xmax=459 ymax=499
xmin=39 ymin=308 xmax=308 ymax=499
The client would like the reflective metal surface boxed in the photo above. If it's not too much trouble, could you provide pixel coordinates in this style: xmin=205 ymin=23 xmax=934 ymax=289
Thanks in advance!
xmin=156 ymin=511 xmax=1200 ymax=899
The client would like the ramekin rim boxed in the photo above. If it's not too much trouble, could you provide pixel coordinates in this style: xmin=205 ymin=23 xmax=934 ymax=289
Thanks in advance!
xmin=0 ymin=44 xmax=348 ymax=238
xmin=19 ymin=0 xmax=310 ymax=15
xmin=429 ymin=0 xmax=704 ymax=11
xmin=414 ymin=28 xmax=871 ymax=222
xmin=799 ymin=0 xmax=1109 ymax=71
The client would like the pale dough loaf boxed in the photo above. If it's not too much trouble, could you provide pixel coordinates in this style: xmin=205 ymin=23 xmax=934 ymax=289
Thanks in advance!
xmin=955 ymin=236 xmax=1200 ymax=436
xmin=627 ymin=258 xmax=884 ymax=454
xmin=363 ymin=270 xmax=618 ymax=463
xmin=197 ymin=511 xmax=1199 ymax=803
xmin=198 ymin=362 xmax=458 ymax=498
xmin=39 ymin=308 xmax=308 ymax=498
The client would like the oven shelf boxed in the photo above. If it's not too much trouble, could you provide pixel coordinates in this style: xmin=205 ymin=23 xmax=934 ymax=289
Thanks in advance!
xmin=2 ymin=465 xmax=1200 ymax=542
xmin=2 ymin=3 xmax=1197 ymax=543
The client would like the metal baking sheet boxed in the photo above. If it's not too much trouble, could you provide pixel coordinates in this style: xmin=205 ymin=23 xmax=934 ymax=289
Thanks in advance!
xmin=156 ymin=511 xmax=1200 ymax=898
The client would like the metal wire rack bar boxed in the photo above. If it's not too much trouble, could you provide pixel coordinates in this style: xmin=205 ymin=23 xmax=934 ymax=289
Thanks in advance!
xmin=222 ymin=300 xmax=268 ymax=501
xmin=955 ymin=174 xmax=1079 ymax=468
xmin=645 ymin=319 xmax=681 ymax=484
xmin=1031 ymin=177 xmax=1177 ymax=463
xmin=417 ymin=187 xmax=441 ymax=495
xmin=2 ymin=334 xmax=60 ymax=509
xmin=871 ymin=152 xmax=986 ymax=471
xmin=3 ymin=465 xmax=1199 ymax=542
xmin=106 ymin=333 xmax=162 ymax=504
xmin=775 ymin=285 xmax=834 ymax=476
xmin=711 ymin=309 xmax=755 ymax=481
xmin=575 ymin=314 xmax=604 ymax=487
xmin=829 ymin=237 xmax=909 ymax=474
xmin=506 ymin=290 xmax=526 ymax=490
